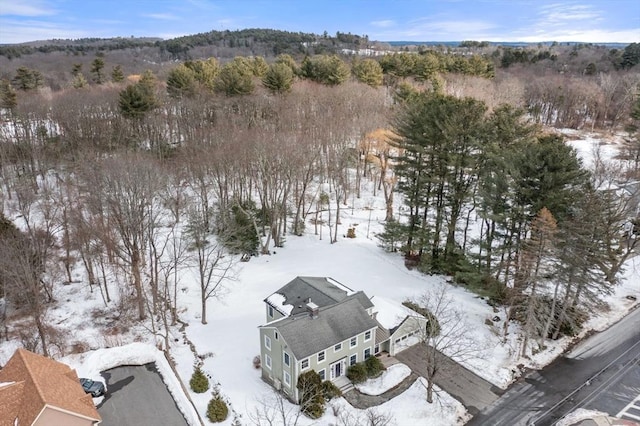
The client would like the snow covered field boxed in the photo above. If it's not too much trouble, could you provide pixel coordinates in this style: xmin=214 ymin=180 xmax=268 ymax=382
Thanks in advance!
xmin=0 ymin=131 xmax=638 ymax=426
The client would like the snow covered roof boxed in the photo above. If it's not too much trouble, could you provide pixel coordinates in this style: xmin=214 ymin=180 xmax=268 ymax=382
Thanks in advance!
xmin=265 ymin=293 xmax=293 ymax=316
xmin=264 ymin=276 xmax=369 ymax=318
xmin=263 ymin=297 xmax=378 ymax=360
xmin=371 ymin=296 xmax=424 ymax=331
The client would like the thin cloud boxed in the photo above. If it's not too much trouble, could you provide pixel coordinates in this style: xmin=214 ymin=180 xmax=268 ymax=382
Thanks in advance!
xmin=371 ymin=20 xmax=396 ymax=28
xmin=0 ymin=19 xmax=90 ymax=43
xmin=0 ymin=1 xmax=56 ymax=17
xmin=143 ymin=13 xmax=181 ymax=21
xmin=538 ymin=3 xmax=602 ymax=24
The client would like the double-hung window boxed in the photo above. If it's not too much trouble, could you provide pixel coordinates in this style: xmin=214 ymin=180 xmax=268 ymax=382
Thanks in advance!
xmin=284 ymin=352 xmax=290 ymax=367
xmin=264 ymin=335 xmax=271 ymax=350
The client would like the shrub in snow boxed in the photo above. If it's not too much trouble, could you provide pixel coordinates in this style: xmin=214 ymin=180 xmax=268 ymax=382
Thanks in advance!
xmin=364 ymin=355 xmax=386 ymax=377
xmin=346 ymin=363 xmax=368 ymax=383
xmin=297 ymin=370 xmax=325 ymax=419
xmin=206 ymin=396 xmax=229 ymax=422
xmin=190 ymin=367 xmax=209 ymax=393
xmin=321 ymin=380 xmax=342 ymax=401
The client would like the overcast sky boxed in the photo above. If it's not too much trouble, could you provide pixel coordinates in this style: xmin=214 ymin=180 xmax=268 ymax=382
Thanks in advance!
xmin=0 ymin=0 xmax=638 ymax=44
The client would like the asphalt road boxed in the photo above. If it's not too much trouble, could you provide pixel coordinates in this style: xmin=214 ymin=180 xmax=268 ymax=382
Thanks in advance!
xmin=98 ymin=363 xmax=189 ymax=426
xmin=467 ymin=306 xmax=640 ymax=426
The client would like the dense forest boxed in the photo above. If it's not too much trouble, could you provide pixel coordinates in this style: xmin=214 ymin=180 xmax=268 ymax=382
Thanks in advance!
xmin=0 ymin=30 xmax=639 ymax=359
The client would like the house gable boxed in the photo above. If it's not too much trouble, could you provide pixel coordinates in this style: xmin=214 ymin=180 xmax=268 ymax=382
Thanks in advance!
xmin=0 ymin=348 xmax=101 ymax=425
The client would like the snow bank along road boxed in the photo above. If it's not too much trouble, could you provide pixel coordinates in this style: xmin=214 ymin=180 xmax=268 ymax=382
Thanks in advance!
xmin=467 ymin=307 xmax=640 ymax=426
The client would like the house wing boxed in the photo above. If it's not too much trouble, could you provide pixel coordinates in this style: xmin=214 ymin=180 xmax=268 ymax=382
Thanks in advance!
xmin=265 ymin=276 xmax=355 ymax=317
xmin=276 ymin=297 xmax=378 ymax=360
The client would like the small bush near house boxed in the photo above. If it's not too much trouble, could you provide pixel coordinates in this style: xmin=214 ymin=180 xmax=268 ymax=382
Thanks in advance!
xmin=297 ymin=370 xmax=325 ymax=419
xmin=321 ymin=380 xmax=342 ymax=401
xmin=364 ymin=355 xmax=386 ymax=377
xmin=190 ymin=367 xmax=209 ymax=393
xmin=206 ymin=395 xmax=229 ymax=422
xmin=346 ymin=362 xmax=368 ymax=383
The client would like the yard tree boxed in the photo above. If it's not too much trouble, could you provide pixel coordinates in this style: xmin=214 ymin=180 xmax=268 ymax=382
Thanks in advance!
xmin=111 ymin=65 xmax=125 ymax=83
xmin=352 ymin=58 xmax=384 ymax=87
xmin=252 ymin=56 xmax=269 ymax=77
xmin=301 ymin=55 xmax=350 ymax=86
xmin=90 ymin=57 xmax=105 ymax=84
xmin=515 ymin=208 xmax=558 ymax=357
xmin=184 ymin=58 xmax=219 ymax=91
xmin=388 ymin=92 xmax=486 ymax=270
xmin=167 ymin=64 xmax=197 ymax=99
xmin=275 ymin=53 xmax=299 ymax=75
xmin=0 ymin=212 xmax=53 ymax=356
xmin=262 ymin=63 xmax=294 ymax=94
xmin=412 ymin=283 xmax=480 ymax=403
xmin=215 ymin=60 xmax=255 ymax=96
xmin=12 ymin=66 xmax=43 ymax=91
xmin=84 ymin=154 xmax=162 ymax=320
xmin=0 ymin=79 xmax=17 ymax=111
xmin=185 ymin=205 xmax=236 ymax=324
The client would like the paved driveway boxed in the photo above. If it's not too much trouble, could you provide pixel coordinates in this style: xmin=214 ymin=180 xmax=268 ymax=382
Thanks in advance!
xmin=395 ymin=344 xmax=501 ymax=415
xmin=98 ymin=363 xmax=188 ymax=426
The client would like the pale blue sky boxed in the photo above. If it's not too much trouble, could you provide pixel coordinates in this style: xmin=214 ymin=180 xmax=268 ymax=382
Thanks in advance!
xmin=0 ymin=0 xmax=638 ymax=44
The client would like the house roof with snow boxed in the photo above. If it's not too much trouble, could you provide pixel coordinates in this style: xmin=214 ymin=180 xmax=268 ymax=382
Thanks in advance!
xmin=0 ymin=348 xmax=101 ymax=425
xmin=265 ymin=276 xmax=372 ymax=317
xmin=264 ymin=296 xmax=379 ymax=360
xmin=370 ymin=295 xmax=425 ymax=335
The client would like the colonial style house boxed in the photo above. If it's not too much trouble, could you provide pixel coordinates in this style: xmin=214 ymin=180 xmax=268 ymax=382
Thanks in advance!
xmin=0 ymin=348 xmax=101 ymax=426
xmin=258 ymin=277 xmax=427 ymax=403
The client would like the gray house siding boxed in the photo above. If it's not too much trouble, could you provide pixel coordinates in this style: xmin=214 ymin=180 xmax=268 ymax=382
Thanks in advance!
xmin=389 ymin=316 xmax=427 ymax=356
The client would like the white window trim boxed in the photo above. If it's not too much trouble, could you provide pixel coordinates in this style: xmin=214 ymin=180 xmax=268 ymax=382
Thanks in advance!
xmin=363 ymin=347 xmax=371 ymax=359
xmin=318 ymin=368 xmax=326 ymax=381
xmin=301 ymin=358 xmax=309 ymax=370
xmin=265 ymin=354 xmax=272 ymax=369
xmin=284 ymin=371 xmax=291 ymax=387
xmin=268 ymin=305 xmax=274 ymax=318
xmin=334 ymin=342 xmax=343 ymax=352
xmin=283 ymin=352 xmax=290 ymax=367
xmin=264 ymin=335 xmax=271 ymax=350
xmin=350 ymin=337 xmax=357 ymax=348
xmin=349 ymin=353 xmax=357 ymax=366
xmin=364 ymin=330 xmax=372 ymax=341
xmin=317 ymin=351 xmax=325 ymax=363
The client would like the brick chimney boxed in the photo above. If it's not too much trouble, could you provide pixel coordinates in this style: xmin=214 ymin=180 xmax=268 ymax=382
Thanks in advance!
xmin=306 ymin=301 xmax=319 ymax=319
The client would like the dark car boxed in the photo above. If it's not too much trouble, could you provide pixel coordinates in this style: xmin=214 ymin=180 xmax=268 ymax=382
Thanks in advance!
xmin=80 ymin=378 xmax=106 ymax=397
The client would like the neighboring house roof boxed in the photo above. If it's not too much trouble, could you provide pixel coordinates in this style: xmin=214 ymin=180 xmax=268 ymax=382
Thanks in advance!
xmin=265 ymin=276 xmax=371 ymax=317
xmin=265 ymin=296 xmax=379 ymax=360
xmin=370 ymin=295 xmax=424 ymax=335
xmin=0 ymin=348 xmax=101 ymax=425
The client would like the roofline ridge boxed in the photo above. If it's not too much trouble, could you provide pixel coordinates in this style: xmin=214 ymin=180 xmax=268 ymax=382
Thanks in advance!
xmin=16 ymin=348 xmax=48 ymax=407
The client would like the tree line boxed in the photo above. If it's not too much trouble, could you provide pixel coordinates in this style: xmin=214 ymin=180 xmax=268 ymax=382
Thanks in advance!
xmin=0 ymin=47 xmax=638 ymax=359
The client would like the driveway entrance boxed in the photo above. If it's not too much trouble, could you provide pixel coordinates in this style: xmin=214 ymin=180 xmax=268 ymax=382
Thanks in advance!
xmin=395 ymin=344 xmax=501 ymax=415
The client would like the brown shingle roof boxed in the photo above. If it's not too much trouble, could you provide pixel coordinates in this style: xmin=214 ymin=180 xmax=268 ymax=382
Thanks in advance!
xmin=0 ymin=348 xmax=101 ymax=425
xmin=0 ymin=381 xmax=24 ymax=425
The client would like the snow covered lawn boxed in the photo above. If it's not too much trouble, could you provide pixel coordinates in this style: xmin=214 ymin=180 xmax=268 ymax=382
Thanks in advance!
xmin=355 ymin=363 xmax=412 ymax=396
xmin=331 ymin=378 xmax=470 ymax=426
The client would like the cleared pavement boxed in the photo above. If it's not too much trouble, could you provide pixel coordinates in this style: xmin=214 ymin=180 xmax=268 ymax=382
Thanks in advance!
xmin=98 ymin=363 xmax=188 ymax=426
xmin=395 ymin=344 xmax=502 ymax=415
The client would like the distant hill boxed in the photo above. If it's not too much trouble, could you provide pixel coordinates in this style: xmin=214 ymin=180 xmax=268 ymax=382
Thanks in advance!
xmin=387 ymin=40 xmax=629 ymax=48
xmin=0 ymin=28 xmax=368 ymax=60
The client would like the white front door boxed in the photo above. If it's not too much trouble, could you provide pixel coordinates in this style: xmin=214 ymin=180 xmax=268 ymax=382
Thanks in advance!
xmin=330 ymin=359 xmax=346 ymax=380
